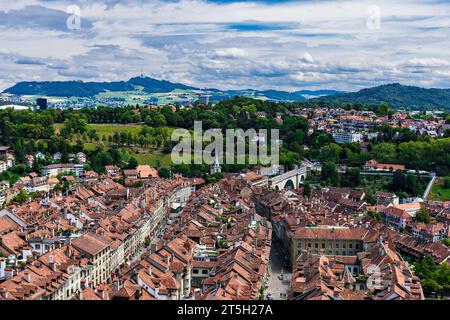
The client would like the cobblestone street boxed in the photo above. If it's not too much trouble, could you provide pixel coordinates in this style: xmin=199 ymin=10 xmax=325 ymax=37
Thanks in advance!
xmin=266 ymin=237 xmax=292 ymax=300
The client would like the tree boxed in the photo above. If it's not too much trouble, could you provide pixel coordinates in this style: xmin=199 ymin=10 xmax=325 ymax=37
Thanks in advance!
xmin=367 ymin=211 xmax=382 ymax=221
xmin=375 ymin=102 xmax=389 ymax=117
xmin=302 ymin=182 xmax=311 ymax=198
xmin=414 ymin=256 xmax=450 ymax=297
xmin=127 ymin=157 xmax=138 ymax=170
xmin=392 ymin=170 xmax=407 ymax=192
xmin=406 ymin=173 xmax=420 ymax=195
xmin=443 ymin=177 xmax=450 ymax=189
xmin=158 ymin=167 xmax=172 ymax=179
xmin=10 ymin=189 xmax=29 ymax=205
xmin=319 ymin=143 xmax=342 ymax=163
xmin=90 ymin=151 xmax=113 ymax=173
xmin=414 ymin=207 xmax=431 ymax=224
xmin=60 ymin=113 xmax=88 ymax=137
xmin=341 ymin=168 xmax=361 ymax=188
xmin=372 ymin=143 xmax=397 ymax=163
xmin=364 ymin=192 xmax=376 ymax=205
xmin=442 ymin=237 xmax=450 ymax=247
xmin=321 ymin=162 xmax=340 ymax=187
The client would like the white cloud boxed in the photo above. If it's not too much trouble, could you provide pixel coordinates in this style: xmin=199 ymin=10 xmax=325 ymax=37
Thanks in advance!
xmin=215 ymin=47 xmax=248 ymax=59
xmin=405 ymin=58 xmax=450 ymax=68
xmin=301 ymin=52 xmax=314 ymax=64
xmin=0 ymin=0 xmax=449 ymax=91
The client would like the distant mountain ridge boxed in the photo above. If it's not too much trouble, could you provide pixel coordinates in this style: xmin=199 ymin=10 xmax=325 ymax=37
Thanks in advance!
xmin=2 ymin=76 xmax=342 ymax=102
xmin=315 ymin=83 xmax=450 ymax=109
xmin=4 ymin=78 xmax=450 ymax=109
xmin=3 ymin=76 xmax=196 ymax=97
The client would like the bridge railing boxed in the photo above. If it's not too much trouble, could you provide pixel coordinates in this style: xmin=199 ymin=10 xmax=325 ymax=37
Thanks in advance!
xmin=270 ymin=166 xmax=307 ymax=184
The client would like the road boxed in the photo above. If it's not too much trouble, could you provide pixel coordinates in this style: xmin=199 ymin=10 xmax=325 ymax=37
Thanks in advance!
xmin=127 ymin=220 xmax=169 ymax=266
xmin=337 ymin=170 xmax=434 ymax=177
xmin=266 ymin=237 xmax=292 ymax=300
xmin=423 ymin=173 xmax=437 ymax=200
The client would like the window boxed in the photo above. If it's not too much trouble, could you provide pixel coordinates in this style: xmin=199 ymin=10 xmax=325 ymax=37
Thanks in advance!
xmin=308 ymin=242 xmax=311 ymax=248
xmin=315 ymin=243 xmax=318 ymax=249
xmin=322 ymin=243 xmax=325 ymax=249
xmin=355 ymin=243 xmax=360 ymax=250
xmin=35 ymin=244 xmax=41 ymax=249
xmin=202 ymin=270 xmax=208 ymax=275
xmin=342 ymin=243 xmax=346 ymax=249
xmin=328 ymin=242 xmax=332 ymax=249
xmin=335 ymin=250 xmax=339 ymax=255
xmin=193 ymin=269 xmax=199 ymax=274
xmin=349 ymin=243 xmax=353 ymax=249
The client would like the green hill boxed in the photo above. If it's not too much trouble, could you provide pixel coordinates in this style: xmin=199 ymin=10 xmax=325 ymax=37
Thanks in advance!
xmin=3 ymin=76 xmax=197 ymax=97
xmin=316 ymin=83 xmax=450 ymax=110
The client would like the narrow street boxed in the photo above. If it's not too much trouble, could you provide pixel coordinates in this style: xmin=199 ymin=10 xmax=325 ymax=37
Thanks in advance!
xmin=266 ymin=236 xmax=292 ymax=300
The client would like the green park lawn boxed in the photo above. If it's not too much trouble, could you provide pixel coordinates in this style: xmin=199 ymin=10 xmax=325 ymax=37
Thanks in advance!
xmin=53 ymin=123 xmax=174 ymax=167
xmin=130 ymin=151 xmax=173 ymax=167
xmin=54 ymin=123 xmax=142 ymax=137
xmin=429 ymin=178 xmax=450 ymax=201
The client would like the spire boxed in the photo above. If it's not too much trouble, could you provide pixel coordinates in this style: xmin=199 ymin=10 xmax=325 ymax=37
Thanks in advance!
xmin=210 ymin=152 xmax=222 ymax=174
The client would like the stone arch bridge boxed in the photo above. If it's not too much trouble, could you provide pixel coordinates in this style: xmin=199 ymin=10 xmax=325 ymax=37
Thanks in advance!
xmin=269 ymin=166 xmax=307 ymax=191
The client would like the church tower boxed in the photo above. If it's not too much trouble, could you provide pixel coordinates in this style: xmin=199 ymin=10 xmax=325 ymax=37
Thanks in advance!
xmin=210 ymin=153 xmax=222 ymax=174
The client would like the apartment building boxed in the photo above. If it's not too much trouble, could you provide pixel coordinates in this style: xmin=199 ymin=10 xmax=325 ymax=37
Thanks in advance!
xmin=291 ymin=226 xmax=367 ymax=264
xmin=332 ymin=131 xmax=363 ymax=144
xmin=41 ymin=164 xmax=85 ymax=177
xmin=72 ymin=232 xmax=113 ymax=287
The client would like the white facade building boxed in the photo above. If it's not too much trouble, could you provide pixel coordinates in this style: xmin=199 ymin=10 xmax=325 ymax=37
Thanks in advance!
xmin=333 ymin=131 xmax=363 ymax=144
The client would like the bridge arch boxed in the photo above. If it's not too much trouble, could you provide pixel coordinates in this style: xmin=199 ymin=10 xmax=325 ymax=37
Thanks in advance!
xmin=269 ymin=166 xmax=308 ymax=191
xmin=284 ymin=179 xmax=295 ymax=190
xmin=299 ymin=174 xmax=305 ymax=187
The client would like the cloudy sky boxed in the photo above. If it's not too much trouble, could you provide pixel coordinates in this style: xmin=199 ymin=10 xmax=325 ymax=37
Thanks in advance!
xmin=1 ymin=0 xmax=449 ymax=92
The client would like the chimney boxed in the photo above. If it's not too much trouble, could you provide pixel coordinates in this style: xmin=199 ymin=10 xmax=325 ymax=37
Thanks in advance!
xmin=296 ymin=217 xmax=301 ymax=225
xmin=48 ymin=255 xmax=56 ymax=271
xmin=148 ymin=266 xmax=153 ymax=276
xmin=23 ymin=271 xmax=31 ymax=283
